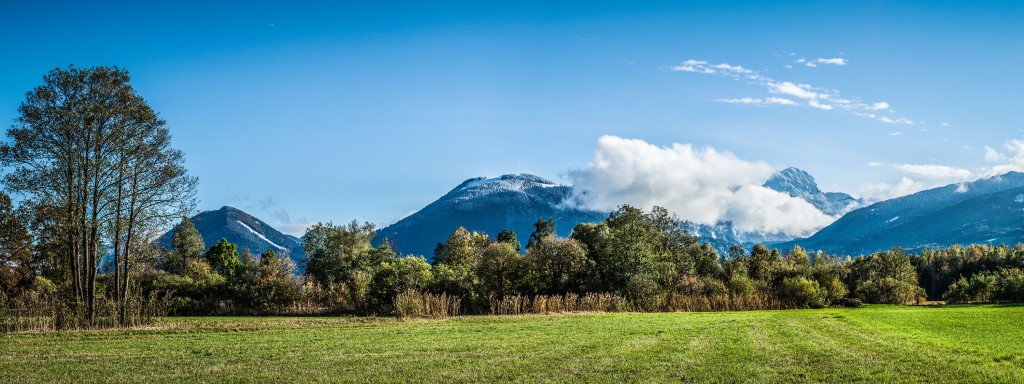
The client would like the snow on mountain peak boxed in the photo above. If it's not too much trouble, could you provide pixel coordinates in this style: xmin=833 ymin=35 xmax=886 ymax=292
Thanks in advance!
xmin=455 ymin=174 xmax=559 ymax=193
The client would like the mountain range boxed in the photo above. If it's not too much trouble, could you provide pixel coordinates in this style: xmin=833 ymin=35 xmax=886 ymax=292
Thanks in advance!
xmin=784 ymin=172 xmax=1024 ymax=255
xmin=163 ymin=169 xmax=1024 ymax=266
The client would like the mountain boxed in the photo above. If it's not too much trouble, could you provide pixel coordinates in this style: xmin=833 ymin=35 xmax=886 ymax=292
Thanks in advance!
xmin=763 ymin=167 xmax=860 ymax=216
xmin=728 ymin=167 xmax=861 ymax=245
xmin=784 ymin=172 xmax=1024 ymax=255
xmin=158 ymin=206 xmax=305 ymax=265
xmin=375 ymin=174 xmax=605 ymax=258
xmin=375 ymin=173 xmax=743 ymax=259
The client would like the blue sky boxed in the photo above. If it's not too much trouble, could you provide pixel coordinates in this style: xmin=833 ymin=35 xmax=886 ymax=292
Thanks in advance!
xmin=2 ymin=1 xmax=1023 ymax=235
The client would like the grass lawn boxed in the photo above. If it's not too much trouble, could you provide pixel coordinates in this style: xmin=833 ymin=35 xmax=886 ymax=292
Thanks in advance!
xmin=2 ymin=305 xmax=1023 ymax=383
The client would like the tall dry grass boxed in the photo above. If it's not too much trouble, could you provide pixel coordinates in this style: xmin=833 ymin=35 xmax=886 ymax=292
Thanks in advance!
xmin=0 ymin=289 xmax=173 ymax=333
xmin=394 ymin=290 xmax=461 ymax=319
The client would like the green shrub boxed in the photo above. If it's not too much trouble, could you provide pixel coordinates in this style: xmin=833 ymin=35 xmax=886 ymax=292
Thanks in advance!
xmin=857 ymin=277 xmax=924 ymax=304
xmin=778 ymin=276 xmax=826 ymax=308
xmin=944 ymin=273 xmax=998 ymax=303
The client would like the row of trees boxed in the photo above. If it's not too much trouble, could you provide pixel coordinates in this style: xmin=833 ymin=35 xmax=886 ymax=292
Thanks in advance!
xmin=85 ymin=205 xmax=923 ymax=317
xmin=295 ymin=205 xmax=927 ymax=314
xmin=13 ymin=201 xmax=1024 ymax=326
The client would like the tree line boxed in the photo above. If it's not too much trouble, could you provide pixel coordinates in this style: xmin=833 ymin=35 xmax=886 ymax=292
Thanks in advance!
xmin=12 ymin=200 xmax=1024 ymax=328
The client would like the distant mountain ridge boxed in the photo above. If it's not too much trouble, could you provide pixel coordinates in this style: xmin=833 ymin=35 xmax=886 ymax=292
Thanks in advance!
xmin=158 ymin=206 xmax=305 ymax=265
xmin=784 ymin=172 xmax=1024 ymax=255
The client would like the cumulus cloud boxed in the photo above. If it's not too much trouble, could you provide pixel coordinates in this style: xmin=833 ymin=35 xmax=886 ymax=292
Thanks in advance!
xmin=569 ymin=136 xmax=836 ymax=236
xmin=890 ymin=164 xmax=974 ymax=180
xmin=985 ymin=139 xmax=1024 ymax=176
xmin=672 ymin=58 xmax=914 ymax=125
xmin=859 ymin=177 xmax=929 ymax=202
xmin=985 ymin=146 xmax=1004 ymax=162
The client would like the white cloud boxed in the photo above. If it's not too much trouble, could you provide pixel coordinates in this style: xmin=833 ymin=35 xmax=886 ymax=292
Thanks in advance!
xmin=812 ymin=58 xmax=848 ymax=66
xmin=670 ymin=60 xmax=715 ymax=74
xmin=986 ymin=139 xmax=1024 ymax=176
xmin=805 ymin=62 xmax=817 ymax=68
xmin=768 ymin=81 xmax=819 ymax=100
xmin=890 ymin=163 xmax=974 ymax=180
xmin=860 ymin=138 xmax=1024 ymax=204
xmin=570 ymin=136 xmax=836 ymax=236
xmin=766 ymin=97 xmax=797 ymax=105
xmin=889 ymin=132 xmax=903 ymax=136
xmin=715 ymin=97 xmax=763 ymax=105
xmin=878 ymin=116 xmax=914 ymax=125
xmin=712 ymin=63 xmax=752 ymax=73
xmin=985 ymin=146 xmax=1004 ymax=162
xmin=672 ymin=58 xmax=914 ymax=124
xmin=715 ymin=97 xmax=797 ymax=106
xmin=859 ymin=177 xmax=929 ymax=202
xmin=808 ymin=100 xmax=833 ymax=110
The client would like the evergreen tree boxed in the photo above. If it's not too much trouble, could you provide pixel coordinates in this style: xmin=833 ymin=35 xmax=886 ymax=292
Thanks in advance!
xmin=205 ymin=238 xmax=241 ymax=279
xmin=497 ymin=229 xmax=521 ymax=253
xmin=526 ymin=218 xmax=556 ymax=250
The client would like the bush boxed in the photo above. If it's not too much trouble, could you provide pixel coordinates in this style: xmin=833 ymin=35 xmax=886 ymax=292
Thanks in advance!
xmin=944 ymin=273 xmax=998 ymax=303
xmin=777 ymin=276 xmax=826 ymax=308
xmin=727 ymin=274 xmax=757 ymax=295
xmin=857 ymin=277 xmax=924 ymax=304
xmin=997 ymin=269 xmax=1024 ymax=302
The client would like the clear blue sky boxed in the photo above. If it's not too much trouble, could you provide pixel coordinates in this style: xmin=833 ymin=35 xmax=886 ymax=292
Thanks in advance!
xmin=2 ymin=1 xmax=1022 ymax=235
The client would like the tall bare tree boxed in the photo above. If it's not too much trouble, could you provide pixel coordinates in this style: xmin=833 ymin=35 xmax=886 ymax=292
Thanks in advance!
xmin=0 ymin=66 xmax=196 ymax=325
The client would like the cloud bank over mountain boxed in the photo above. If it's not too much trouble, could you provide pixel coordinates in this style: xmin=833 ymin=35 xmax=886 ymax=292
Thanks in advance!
xmin=569 ymin=136 xmax=835 ymax=237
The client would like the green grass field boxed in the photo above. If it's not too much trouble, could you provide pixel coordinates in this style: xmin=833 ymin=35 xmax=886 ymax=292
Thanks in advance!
xmin=2 ymin=305 xmax=1023 ymax=383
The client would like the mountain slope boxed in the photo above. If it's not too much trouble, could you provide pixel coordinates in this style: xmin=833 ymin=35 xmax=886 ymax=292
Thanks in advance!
xmin=159 ymin=206 xmax=304 ymax=265
xmin=786 ymin=172 xmax=1024 ymax=255
xmin=375 ymin=174 xmax=743 ymax=259
xmin=763 ymin=167 xmax=860 ymax=216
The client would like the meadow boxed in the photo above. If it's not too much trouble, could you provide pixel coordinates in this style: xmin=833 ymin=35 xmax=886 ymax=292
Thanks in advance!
xmin=2 ymin=305 xmax=1023 ymax=383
